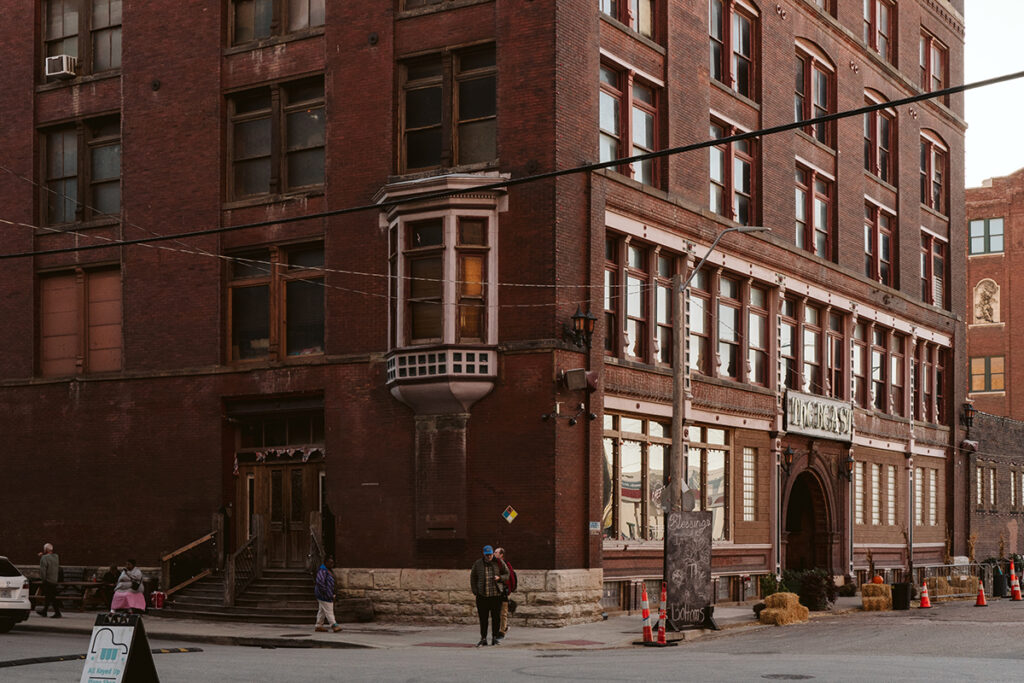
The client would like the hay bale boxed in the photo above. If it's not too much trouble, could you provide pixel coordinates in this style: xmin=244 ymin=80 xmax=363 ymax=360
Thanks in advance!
xmin=928 ymin=577 xmax=952 ymax=599
xmin=861 ymin=582 xmax=891 ymax=610
xmin=759 ymin=592 xmax=809 ymax=626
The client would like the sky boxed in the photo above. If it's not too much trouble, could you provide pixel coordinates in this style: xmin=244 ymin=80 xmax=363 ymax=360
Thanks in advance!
xmin=964 ymin=1 xmax=1024 ymax=187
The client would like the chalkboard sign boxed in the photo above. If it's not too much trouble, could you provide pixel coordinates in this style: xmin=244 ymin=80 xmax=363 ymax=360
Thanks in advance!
xmin=663 ymin=510 xmax=717 ymax=631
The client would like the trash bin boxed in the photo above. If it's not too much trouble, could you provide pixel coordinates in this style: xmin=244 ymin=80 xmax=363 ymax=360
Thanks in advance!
xmin=892 ymin=582 xmax=911 ymax=610
xmin=993 ymin=573 xmax=1007 ymax=598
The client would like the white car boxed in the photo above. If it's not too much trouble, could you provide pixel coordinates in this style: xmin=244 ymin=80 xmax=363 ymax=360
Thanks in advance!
xmin=0 ymin=556 xmax=32 ymax=633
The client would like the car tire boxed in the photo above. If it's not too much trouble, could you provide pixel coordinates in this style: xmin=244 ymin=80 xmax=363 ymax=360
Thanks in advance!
xmin=0 ymin=620 xmax=15 ymax=634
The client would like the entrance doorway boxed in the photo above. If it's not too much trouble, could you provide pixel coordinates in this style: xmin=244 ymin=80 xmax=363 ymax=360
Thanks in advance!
xmin=237 ymin=460 xmax=324 ymax=569
xmin=784 ymin=471 xmax=831 ymax=570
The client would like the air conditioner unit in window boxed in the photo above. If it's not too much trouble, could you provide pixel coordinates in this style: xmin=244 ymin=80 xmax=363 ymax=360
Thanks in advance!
xmin=44 ymin=54 xmax=78 ymax=79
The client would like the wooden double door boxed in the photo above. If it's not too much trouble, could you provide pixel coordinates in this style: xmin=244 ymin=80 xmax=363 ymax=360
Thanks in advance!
xmin=238 ymin=461 xmax=323 ymax=569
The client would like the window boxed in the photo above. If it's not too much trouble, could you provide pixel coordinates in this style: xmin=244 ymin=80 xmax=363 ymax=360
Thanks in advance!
xmin=795 ymin=166 xmax=832 ymax=259
xmin=605 ymin=234 xmax=680 ymax=363
xmin=747 ymin=286 xmax=768 ymax=385
xmin=742 ymin=446 xmax=757 ymax=522
xmin=871 ymin=464 xmax=881 ymax=525
xmin=688 ymin=426 xmax=730 ymax=541
xmin=920 ymin=133 xmax=947 ymax=214
xmin=855 ymin=462 xmax=865 ymax=524
xmin=710 ymin=120 xmax=755 ymax=225
xmin=852 ymin=322 xmax=867 ymax=407
xmin=44 ymin=0 xmax=122 ymax=77
xmin=600 ymin=0 xmax=654 ymax=39
xmin=826 ymin=312 xmax=844 ymax=399
xmin=969 ymin=218 xmax=1004 ymax=255
xmin=40 ymin=267 xmax=122 ymax=376
xmin=914 ymin=466 xmax=923 ymax=526
xmin=602 ymin=415 xmax=669 ymax=541
xmin=231 ymin=0 xmax=325 ymax=45
xmin=889 ymin=334 xmax=905 ymax=416
xmin=794 ymin=48 xmax=833 ymax=145
xmin=599 ymin=65 xmax=660 ymax=185
xmin=864 ymin=203 xmax=894 ymax=286
xmin=919 ymin=31 xmax=947 ymax=102
xmin=811 ymin=0 xmax=834 ymax=15
xmin=990 ymin=467 xmax=997 ymax=508
xmin=710 ymin=0 xmax=757 ymax=99
xmin=915 ymin=342 xmax=939 ymax=422
xmin=1013 ymin=471 xmax=1018 ymax=510
xmin=935 ymin=348 xmax=946 ymax=423
xmin=920 ymin=232 xmax=946 ymax=307
xmin=887 ymin=464 xmax=896 ymax=525
xmin=43 ymin=117 xmax=121 ymax=225
xmin=970 ymin=356 xmax=1005 ymax=393
xmin=870 ymin=327 xmax=887 ymax=412
xmin=688 ymin=270 xmax=712 ymax=374
xmin=780 ymin=297 xmax=798 ymax=391
xmin=718 ymin=276 xmax=741 ymax=380
xmin=401 ymin=44 xmax=496 ymax=173
xmin=802 ymin=304 xmax=822 ymax=395
xmin=863 ymin=0 xmax=895 ymax=63
xmin=228 ymin=77 xmax=325 ymax=200
xmin=976 ymin=465 xmax=983 ymax=508
xmin=863 ymin=95 xmax=895 ymax=183
xmin=228 ymin=243 xmax=324 ymax=360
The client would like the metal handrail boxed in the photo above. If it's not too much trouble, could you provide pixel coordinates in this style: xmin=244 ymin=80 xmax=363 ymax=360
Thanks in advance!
xmin=160 ymin=531 xmax=218 ymax=596
xmin=160 ymin=532 xmax=216 ymax=564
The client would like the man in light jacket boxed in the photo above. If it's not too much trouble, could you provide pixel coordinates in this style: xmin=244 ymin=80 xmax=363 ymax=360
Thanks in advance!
xmin=314 ymin=556 xmax=342 ymax=633
xmin=37 ymin=543 xmax=62 ymax=618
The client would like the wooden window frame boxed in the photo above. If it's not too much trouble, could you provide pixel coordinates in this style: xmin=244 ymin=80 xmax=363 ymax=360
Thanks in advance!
xmin=920 ymin=231 xmax=947 ymax=308
xmin=227 ymin=76 xmax=326 ymax=201
xmin=864 ymin=202 xmax=895 ymax=287
xmin=689 ymin=425 xmax=731 ymax=542
xmin=600 ymin=0 xmax=656 ymax=40
xmin=229 ymin=0 xmax=325 ymax=47
xmin=604 ymin=237 xmax=620 ymax=357
xmin=717 ymin=275 xmax=743 ymax=381
xmin=710 ymin=0 xmax=758 ymax=100
xmin=602 ymin=414 xmax=671 ymax=542
xmin=970 ymin=355 xmax=1005 ymax=394
xmin=795 ymin=165 xmax=833 ymax=260
xmin=852 ymin=321 xmax=868 ymax=407
xmin=920 ymin=133 xmax=948 ymax=215
xmin=864 ymin=95 xmax=895 ymax=183
xmin=400 ymin=44 xmax=497 ymax=173
xmin=826 ymin=311 xmax=845 ymax=399
xmin=794 ymin=49 xmax=834 ymax=146
xmin=779 ymin=297 xmax=799 ymax=391
xmin=655 ymin=252 xmax=676 ymax=366
xmin=889 ymin=333 xmax=905 ymax=417
xmin=43 ymin=0 xmax=122 ymax=79
xmin=919 ymin=31 xmax=948 ymax=102
xmin=969 ymin=218 xmax=1005 ymax=255
xmin=689 ymin=269 xmax=712 ymax=375
xmin=226 ymin=242 xmax=325 ymax=362
xmin=599 ymin=64 xmax=661 ymax=187
xmin=870 ymin=326 xmax=888 ymax=412
xmin=41 ymin=115 xmax=121 ymax=226
xmin=863 ymin=0 xmax=896 ymax=64
xmin=747 ymin=285 xmax=769 ymax=386
xmin=710 ymin=119 xmax=757 ymax=225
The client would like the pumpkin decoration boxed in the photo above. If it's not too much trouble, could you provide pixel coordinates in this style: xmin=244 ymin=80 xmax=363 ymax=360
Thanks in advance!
xmin=872 ymin=575 xmax=885 ymax=584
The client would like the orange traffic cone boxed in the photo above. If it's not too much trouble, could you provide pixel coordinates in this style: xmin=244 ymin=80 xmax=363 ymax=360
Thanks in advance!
xmin=640 ymin=583 xmax=653 ymax=643
xmin=657 ymin=581 xmax=668 ymax=645
xmin=975 ymin=581 xmax=988 ymax=607
xmin=1011 ymin=561 xmax=1023 ymax=601
xmin=918 ymin=579 xmax=932 ymax=608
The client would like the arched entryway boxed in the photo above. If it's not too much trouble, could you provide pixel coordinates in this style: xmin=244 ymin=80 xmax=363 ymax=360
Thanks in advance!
xmin=784 ymin=471 xmax=832 ymax=570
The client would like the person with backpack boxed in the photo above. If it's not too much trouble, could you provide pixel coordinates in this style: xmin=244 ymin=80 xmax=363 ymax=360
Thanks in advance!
xmin=494 ymin=547 xmax=517 ymax=641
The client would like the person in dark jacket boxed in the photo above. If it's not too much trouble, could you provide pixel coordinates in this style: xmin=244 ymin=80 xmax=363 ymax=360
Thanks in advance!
xmin=314 ymin=556 xmax=342 ymax=633
xmin=37 ymin=543 xmax=62 ymax=618
xmin=469 ymin=545 xmax=508 ymax=646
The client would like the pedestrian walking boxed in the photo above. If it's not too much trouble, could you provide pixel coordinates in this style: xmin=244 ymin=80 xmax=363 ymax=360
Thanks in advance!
xmin=470 ymin=545 xmax=508 ymax=646
xmin=494 ymin=547 xmax=517 ymax=642
xmin=111 ymin=560 xmax=146 ymax=614
xmin=37 ymin=542 xmax=62 ymax=618
xmin=314 ymin=556 xmax=342 ymax=633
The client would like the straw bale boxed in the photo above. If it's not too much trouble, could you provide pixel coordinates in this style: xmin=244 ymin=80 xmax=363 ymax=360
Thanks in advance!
xmin=861 ymin=596 xmax=890 ymax=611
xmin=860 ymin=583 xmax=891 ymax=599
xmin=759 ymin=593 xmax=808 ymax=625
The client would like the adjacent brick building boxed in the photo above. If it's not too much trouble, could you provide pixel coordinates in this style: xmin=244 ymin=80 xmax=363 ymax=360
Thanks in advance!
xmin=0 ymin=0 xmax=968 ymax=620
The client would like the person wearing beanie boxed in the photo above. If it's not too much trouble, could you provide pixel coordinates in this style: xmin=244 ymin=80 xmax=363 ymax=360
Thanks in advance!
xmin=469 ymin=545 xmax=508 ymax=646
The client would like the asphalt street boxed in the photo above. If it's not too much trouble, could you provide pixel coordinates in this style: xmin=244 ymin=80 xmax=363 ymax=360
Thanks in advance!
xmin=3 ymin=601 xmax=1024 ymax=681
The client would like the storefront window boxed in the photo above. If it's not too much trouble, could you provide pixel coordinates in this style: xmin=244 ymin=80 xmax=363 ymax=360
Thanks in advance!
xmin=602 ymin=414 xmax=669 ymax=541
xmin=689 ymin=425 xmax=730 ymax=542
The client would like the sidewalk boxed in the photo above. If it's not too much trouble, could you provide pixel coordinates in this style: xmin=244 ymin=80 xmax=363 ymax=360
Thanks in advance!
xmin=16 ymin=597 xmax=863 ymax=651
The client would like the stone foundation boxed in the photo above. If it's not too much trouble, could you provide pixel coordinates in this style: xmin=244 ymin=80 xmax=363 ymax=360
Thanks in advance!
xmin=335 ymin=568 xmax=603 ymax=627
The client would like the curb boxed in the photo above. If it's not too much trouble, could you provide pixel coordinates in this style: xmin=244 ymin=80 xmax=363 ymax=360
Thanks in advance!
xmin=17 ymin=622 xmax=373 ymax=650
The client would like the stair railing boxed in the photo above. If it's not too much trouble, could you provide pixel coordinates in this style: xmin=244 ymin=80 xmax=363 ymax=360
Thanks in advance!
xmin=224 ymin=514 xmax=263 ymax=607
xmin=160 ymin=512 xmax=224 ymax=597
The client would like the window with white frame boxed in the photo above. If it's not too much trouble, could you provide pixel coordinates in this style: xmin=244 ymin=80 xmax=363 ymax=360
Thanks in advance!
xmin=743 ymin=446 xmax=756 ymax=521
xmin=855 ymin=462 xmax=865 ymax=525
xmin=914 ymin=466 xmax=923 ymax=526
xmin=928 ymin=468 xmax=937 ymax=525
xmin=887 ymin=464 xmax=896 ymax=525
xmin=871 ymin=463 xmax=881 ymax=525
xmin=990 ymin=467 xmax=997 ymax=508
xmin=969 ymin=218 xmax=1004 ymax=255
xmin=976 ymin=465 xmax=983 ymax=508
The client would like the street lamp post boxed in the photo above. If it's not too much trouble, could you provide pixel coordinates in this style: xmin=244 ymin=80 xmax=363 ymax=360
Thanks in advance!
xmin=668 ymin=226 xmax=771 ymax=513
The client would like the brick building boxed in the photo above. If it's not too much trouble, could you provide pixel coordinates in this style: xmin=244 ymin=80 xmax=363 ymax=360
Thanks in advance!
xmin=0 ymin=0 xmax=968 ymax=621
xmin=964 ymin=412 xmax=1024 ymax=561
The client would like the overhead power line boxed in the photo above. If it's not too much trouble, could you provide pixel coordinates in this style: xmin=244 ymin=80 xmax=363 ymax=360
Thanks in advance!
xmin=2 ymin=68 xmax=1022 ymax=262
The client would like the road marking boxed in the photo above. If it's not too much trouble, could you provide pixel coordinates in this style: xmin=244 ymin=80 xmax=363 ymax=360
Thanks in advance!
xmin=0 ymin=647 xmax=203 ymax=669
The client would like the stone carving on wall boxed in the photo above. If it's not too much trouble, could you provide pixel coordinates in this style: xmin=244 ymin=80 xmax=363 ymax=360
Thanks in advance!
xmin=974 ymin=279 xmax=1000 ymax=324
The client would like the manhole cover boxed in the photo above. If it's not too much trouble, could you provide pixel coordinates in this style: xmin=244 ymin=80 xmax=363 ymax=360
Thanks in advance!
xmin=762 ymin=676 xmax=814 ymax=680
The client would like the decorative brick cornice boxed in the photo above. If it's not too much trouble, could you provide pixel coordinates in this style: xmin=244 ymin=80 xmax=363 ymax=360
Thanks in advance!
xmin=922 ymin=0 xmax=964 ymax=38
